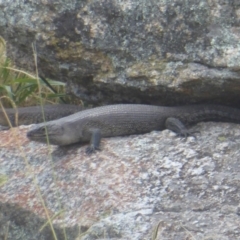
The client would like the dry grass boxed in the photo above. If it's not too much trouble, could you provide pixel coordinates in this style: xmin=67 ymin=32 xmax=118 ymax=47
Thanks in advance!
xmin=0 ymin=37 xmax=72 ymax=240
xmin=0 ymin=37 xmax=67 ymax=108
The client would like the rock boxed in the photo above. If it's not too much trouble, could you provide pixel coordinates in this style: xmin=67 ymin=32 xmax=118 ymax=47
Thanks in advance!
xmin=1 ymin=0 xmax=240 ymax=105
xmin=0 ymin=202 xmax=79 ymax=240
xmin=1 ymin=122 xmax=240 ymax=239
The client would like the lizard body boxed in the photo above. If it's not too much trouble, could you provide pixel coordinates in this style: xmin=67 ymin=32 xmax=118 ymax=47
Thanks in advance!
xmin=0 ymin=104 xmax=84 ymax=127
xmin=26 ymin=104 xmax=240 ymax=153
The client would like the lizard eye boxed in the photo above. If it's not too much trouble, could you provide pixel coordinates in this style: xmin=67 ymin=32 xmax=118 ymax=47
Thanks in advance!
xmin=39 ymin=127 xmax=47 ymax=134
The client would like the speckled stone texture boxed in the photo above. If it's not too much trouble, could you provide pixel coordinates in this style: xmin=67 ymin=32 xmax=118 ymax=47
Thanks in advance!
xmin=1 ymin=122 xmax=240 ymax=239
xmin=0 ymin=202 xmax=79 ymax=240
xmin=1 ymin=0 xmax=240 ymax=105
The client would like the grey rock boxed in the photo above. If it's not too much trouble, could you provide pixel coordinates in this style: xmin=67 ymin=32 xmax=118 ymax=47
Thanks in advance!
xmin=0 ymin=202 xmax=79 ymax=240
xmin=1 ymin=0 xmax=240 ymax=105
xmin=1 ymin=122 xmax=240 ymax=239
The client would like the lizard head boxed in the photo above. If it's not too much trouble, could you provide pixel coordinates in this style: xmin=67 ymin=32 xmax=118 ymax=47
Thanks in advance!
xmin=27 ymin=123 xmax=64 ymax=145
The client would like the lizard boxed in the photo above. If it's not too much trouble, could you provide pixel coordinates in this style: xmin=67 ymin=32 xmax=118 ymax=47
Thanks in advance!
xmin=26 ymin=104 xmax=240 ymax=154
xmin=0 ymin=104 xmax=84 ymax=128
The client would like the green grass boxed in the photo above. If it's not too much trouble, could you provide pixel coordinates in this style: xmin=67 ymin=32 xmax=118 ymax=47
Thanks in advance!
xmin=0 ymin=37 xmax=78 ymax=240
xmin=0 ymin=36 xmax=69 ymax=108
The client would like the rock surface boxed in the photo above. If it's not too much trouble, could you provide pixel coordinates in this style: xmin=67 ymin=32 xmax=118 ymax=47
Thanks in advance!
xmin=0 ymin=202 xmax=79 ymax=240
xmin=1 ymin=122 xmax=240 ymax=239
xmin=1 ymin=1 xmax=240 ymax=239
xmin=1 ymin=0 xmax=240 ymax=105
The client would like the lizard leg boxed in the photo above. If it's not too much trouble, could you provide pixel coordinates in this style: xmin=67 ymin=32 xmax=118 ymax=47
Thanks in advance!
xmin=165 ymin=117 xmax=198 ymax=137
xmin=86 ymin=128 xmax=102 ymax=154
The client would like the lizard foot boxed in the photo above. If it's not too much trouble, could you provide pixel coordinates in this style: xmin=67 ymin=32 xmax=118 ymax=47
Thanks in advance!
xmin=165 ymin=117 xmax=200 ymax=138
xmin=176 ymin=129 xmax=200 ymax=138
xmin=85 ymin=145 xmax=101 ymax=155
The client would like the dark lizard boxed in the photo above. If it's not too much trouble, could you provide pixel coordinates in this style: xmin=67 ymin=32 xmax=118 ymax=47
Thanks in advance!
xmin=26 ymin=104 xmax=240 ymax=154
xmin=0 ymin=104 xmax=84 ymax=128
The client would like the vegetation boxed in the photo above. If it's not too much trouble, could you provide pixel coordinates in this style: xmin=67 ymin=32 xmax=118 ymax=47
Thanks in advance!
xmin=0 ymin=37 xmax=77 ymax=240
xmin=0 ymin=37 xmax=67 ymax=108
